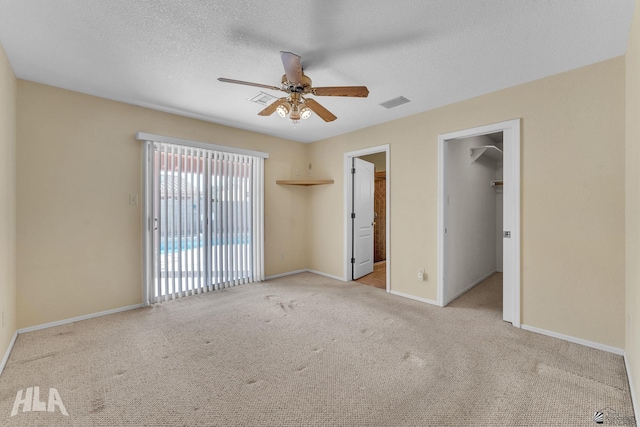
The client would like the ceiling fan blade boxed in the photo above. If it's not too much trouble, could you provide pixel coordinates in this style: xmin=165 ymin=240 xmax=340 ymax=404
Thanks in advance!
xmin=280 ymin=51 xmax=304 ymax=84
xmin=304 ymin=99 xmax=337 ymax=122
xmin=311 ymin=86 xmax=369 ymax=97
xmin=258 ymin=98 xmax=288 ymax=116
xmin=218 ymin=78 xmax=283 ymax=92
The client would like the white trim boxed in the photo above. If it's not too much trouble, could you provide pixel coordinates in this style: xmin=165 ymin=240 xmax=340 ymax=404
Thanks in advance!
xmin=624 ymin=353 xmax=639 ymax=426
xmin=265 ymin=269 xmax=346 ymax=282
xmin=256 ymin=157 xmax=266 ymax=281
xmin=505 ymin=119 xmax=521 ymax=327
xmin=389 ymin=290 xmax=439 ymax=306
xmin=437 ymin=135 xmax=446 ymax=308
xmin=445 ymin=270 xmax=496 ymax=306
xmin=343 ymin=145 xmax=391 ymax=291
xmin=438 ymin=119 xmax=521 ymax=326
xmin=142 ymin=141 xmax=152 ymax=306
xmin=0 ymin=330 xmax=18 ymax=377
xmin=17 ymin=304 xmax=144 ymax=334
xmin=135 ymin=132 xmax=269 ymax=159
xmin=265 ymin=269 xmax=309 ymax=280
xmin=385 ymin=151 xmax=390 ymax=292
xmin=307 ymin=269 xmax=346 ymax=282
xmin=521 ymin=324 xmax=624 ymax=355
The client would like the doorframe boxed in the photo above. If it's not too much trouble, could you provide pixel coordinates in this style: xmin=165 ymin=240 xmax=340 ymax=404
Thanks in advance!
xmin=344 ymin=145 xmax=390 ymax=291
xmin=437 ymin=119 xmax=521 ymax=327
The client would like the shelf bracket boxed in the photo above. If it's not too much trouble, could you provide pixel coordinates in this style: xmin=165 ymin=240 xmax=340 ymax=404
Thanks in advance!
xmin=470 ymin=145 xmax=503 ymax=164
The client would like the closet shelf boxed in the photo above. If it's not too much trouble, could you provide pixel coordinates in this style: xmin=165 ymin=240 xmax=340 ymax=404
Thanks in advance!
xmin=470 ymin=145 xmax=503 ymax=164
xmin=276 ymin=180 xmax=334 ymax=186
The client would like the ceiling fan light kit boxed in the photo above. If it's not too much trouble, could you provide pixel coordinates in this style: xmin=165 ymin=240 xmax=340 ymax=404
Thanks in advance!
xmin=276 ymin=103 xmax=289 ymax=118
xmin=218 ymin=51 xmax=369 ymax=125
xmin=300 ymin=106 xmax=312 ymax=120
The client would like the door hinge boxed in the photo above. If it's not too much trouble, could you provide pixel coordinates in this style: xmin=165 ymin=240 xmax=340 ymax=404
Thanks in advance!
xmin=351 ymin=213 xmax=356 ymax=219
xmin=351 ymin=167 xmax=356 ymax=174
xmin=351 ymin=258 xmax=355 ymax=264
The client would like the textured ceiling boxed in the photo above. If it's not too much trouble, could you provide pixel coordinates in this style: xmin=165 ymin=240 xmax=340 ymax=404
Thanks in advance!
xmin=0 ymin=1 xmax=634 ymax=143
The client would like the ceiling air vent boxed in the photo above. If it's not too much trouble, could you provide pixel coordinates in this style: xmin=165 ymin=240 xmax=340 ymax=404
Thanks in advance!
xmin=248 ymin=92 xmax=277 ymax=106
xmin=380 ymin=96 xmax=411 ymax=109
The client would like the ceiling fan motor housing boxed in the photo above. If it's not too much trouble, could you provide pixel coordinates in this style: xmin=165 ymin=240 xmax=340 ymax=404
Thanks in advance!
xmin=282 ymin=74 xmax=312 ymax=93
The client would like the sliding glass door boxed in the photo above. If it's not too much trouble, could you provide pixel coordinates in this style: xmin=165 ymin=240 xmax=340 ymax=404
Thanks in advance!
xmin=142 ymin=139 xmax=264 ymax=304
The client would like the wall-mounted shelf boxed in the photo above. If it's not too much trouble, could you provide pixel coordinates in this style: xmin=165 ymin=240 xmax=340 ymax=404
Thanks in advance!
xmin=470 ymin=145 xmax=503 ymax=164
xmin=276 ymin=180 xmax=334 ymax=186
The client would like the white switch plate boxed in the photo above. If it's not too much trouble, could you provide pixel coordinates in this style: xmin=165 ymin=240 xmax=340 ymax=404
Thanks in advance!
xmin=129 ymin=194 xmax=139 ymax=205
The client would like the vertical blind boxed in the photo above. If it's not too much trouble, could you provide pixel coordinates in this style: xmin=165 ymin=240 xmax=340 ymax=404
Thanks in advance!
xmin=143 ymin=139 xmax=265 ymax=304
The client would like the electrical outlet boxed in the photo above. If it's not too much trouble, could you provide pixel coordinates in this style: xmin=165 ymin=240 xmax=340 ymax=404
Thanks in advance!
xmin=129 ymin=194 xmax=139 ymax=205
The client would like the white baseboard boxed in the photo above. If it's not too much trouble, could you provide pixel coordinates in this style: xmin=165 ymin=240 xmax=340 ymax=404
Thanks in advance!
xmin=265 ymin=269 xmax=308 ymax=280
xmin=307 ymin=269 xmax=346 ymax=282
xmin=389 ymin=290 xmax=439 ymax=307
xmin=18 ymin=304 xmax=144 ymax=334
xmin=0 ymin=330 xmax=18 ymax=377
xmin=446 ymin=270 xmax=496 ymax=305
xmin=521 ymin=324 xmax=624 ymax=355
xmin=265 ymin=269 xmax=345 ymax=282
xmin=624 ymin=353 xmax=639 ymax=426
xmin=271 ymin=270 xmax=440 ymax=307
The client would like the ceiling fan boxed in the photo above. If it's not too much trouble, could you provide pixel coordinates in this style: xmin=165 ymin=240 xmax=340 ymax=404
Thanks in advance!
xmin=218 ymin=51 xmax=369 ymax=123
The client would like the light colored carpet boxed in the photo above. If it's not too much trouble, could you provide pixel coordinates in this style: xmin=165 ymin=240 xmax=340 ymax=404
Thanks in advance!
xmin=0 ymin=272 xmax=635 ymax=426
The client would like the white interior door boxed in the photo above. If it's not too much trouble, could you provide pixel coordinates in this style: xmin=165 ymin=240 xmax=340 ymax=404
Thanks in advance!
xmin=352 ymin=158 xmax=375 ymax=279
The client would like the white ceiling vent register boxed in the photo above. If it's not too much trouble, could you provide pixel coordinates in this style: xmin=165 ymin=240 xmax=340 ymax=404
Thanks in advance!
xmin=380 ymin=96 xmax=411 ymax=109
xmin=248 ymin=92 xmax=277 ymax=106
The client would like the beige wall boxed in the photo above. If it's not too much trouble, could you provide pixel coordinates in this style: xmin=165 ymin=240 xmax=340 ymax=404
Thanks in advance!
xmin=0 ymin=42 xmax=17 ymax=360
xmin=308 ymin=57 xmax=626 ymax=348
xmin=626 ymin=0 xmax=640 ymax=413
xmin=16 ymin=81 xmax=309 ymax=328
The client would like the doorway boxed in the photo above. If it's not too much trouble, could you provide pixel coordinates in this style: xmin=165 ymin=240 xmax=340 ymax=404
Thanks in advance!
xmin=437 ymin=119 xmax=521 ymax=326
xmin=344 ymin=145 xmax=390 ymax=292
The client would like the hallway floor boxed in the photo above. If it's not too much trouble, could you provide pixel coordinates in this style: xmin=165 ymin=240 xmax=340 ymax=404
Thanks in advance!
xmin=355 ymin=261 xmax=386 ymax=289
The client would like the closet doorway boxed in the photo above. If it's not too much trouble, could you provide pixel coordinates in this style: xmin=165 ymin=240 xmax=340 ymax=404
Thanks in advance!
xmin=437 ymin=120 xmax=521 ymax=326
